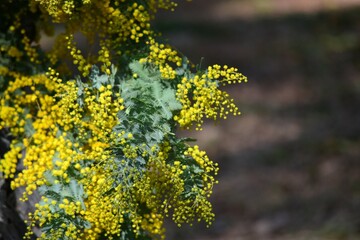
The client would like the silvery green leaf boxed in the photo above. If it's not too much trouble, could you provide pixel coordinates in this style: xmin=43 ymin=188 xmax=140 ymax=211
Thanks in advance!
xmin=43 ymin=170 xmax=56 ymax=185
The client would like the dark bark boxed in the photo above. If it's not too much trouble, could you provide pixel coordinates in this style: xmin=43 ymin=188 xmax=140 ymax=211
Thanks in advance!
xmin=0 ymin=130 xmax=36 ymax=240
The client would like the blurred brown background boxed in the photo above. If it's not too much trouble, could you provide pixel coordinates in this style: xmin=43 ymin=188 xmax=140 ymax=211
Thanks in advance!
xmin=155 ymin=0 xmax=360 ymax=239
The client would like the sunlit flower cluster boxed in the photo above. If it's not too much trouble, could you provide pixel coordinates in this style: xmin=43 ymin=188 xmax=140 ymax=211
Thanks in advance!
xmin=175 ymin=64 xmax=247 ymax=130
xmin=141 ymin=38 xmax=183 ymax=79
xmin=0 ymin=0 xmax=247 ymax=239
xmin=27 ymin=0 xmax=183 ymax=78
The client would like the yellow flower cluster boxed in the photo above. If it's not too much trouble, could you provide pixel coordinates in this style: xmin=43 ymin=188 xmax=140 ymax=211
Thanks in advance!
xmin=174 ymin=64 xmax=248 ymax=130
xmin=131 ymin=141 xmax=219 ymax=234
xmin=172 ymin=186 xmax=215 ymax=227
xmin=0 ymin=74 xmax=56 ymax=198
xmin=65 ymin=35 xmax=92 ymax=77
xmin=0 ymin=73 xmax=128 ymax=238
xmin=141 ymin=213 xmax=165 ymax=237
xmin=171 ymin=145 xmax=218 ymax=227
xmin=147 ymin=0 xmax=178 ymax=13
xmin=26 ymin=154 xmax=128 ymax=239
xmin=141 ymin=38 xmax=182 ymax=79
xmin=0 ymin=65 xmax=227 ymax=238
xmin=80 ymin=166 xmax=125 ymax=239
xmin=0 ymin=145 xmax=21 ymax=179
xmin=0 ymin=65 xmax=123 ymax=192
xmin=132 ymin=143 xmax=183 ymax=238
xmin=3 ymin=46 xmax=23 ymax=61
xmin=184 ymin=145 xmax=219 ymax=195
xmin=21 ymin=31 xmax=41 ymax=64
xmin=30 ymin=197 xmax=83 ymax=238
xmin=0 ymin=71 xmax=56 ymax=136
xmin=24 ymin=0 xmax=184 ymax=77
xmin=0 ymin=0 xmax=247 ymax=238
xmin=33 ymin=0 xmax=92 ymax=22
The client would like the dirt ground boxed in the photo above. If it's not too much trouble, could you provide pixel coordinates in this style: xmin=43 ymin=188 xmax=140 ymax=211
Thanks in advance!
xmin=155 ymin=0 xmax=360 ymax=239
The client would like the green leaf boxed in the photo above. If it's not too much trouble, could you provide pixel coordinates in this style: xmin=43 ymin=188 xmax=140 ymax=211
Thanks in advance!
xmin=92 ymin=74 xmax=108 ymax=89
xmin=44 ymin=190 xmax=61 ymax=201
xmin=76 ymin=77 xmax=85 ymax=107
xmin=43 ymin=170 xmax=56 ymax=185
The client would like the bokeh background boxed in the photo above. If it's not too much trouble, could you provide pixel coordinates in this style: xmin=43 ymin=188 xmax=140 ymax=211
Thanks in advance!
xmin=154 ymin=0 xmax=360 ymax=239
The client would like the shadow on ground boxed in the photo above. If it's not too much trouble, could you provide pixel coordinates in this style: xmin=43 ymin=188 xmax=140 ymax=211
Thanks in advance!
xmin=155 ymin=3 xmax=360 ymax=240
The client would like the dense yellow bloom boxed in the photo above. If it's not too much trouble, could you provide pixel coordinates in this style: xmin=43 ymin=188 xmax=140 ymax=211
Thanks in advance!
xmin=26 ymin=0 xmax=183 ymax=77
xmin=140 ymin=38 xmax=182 ymax=79
xmin=175 ymin=65 xmax=247 ymax=130
xmin=0 ymin=0 xmax=246 ymax=238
